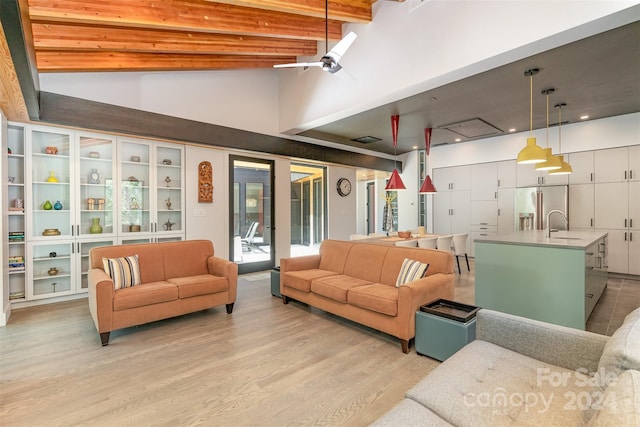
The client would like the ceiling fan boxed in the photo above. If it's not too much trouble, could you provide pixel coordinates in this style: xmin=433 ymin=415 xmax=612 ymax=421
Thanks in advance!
xmin=273 ymin=1 xmax=357 ymax=74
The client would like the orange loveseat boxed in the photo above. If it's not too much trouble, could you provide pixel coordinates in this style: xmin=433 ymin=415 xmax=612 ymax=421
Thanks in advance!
xmin=280 ymin=239 xmax=455 ymax=353
xmin=88 ymin=240 xmax=238 ymax=346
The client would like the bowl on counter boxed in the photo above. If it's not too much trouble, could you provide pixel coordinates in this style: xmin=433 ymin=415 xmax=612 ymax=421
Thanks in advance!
xmin=397 ymin=231 xmax=412 ymax=239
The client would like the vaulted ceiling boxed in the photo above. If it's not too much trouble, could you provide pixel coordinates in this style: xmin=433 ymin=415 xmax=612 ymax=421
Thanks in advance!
xmin=26 ymin=0 xmax=375 ymax=73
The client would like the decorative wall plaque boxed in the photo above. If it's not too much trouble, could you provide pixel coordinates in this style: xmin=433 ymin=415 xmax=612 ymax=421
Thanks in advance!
xmin=198 ymin=161 xmax=213 ymax=203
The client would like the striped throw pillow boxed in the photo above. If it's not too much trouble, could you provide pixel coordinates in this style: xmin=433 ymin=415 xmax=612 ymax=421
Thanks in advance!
xmin=102 ymin=255 xmax=141 ymax=290
xmin=396 ymin=258 xmax=429 ymax=287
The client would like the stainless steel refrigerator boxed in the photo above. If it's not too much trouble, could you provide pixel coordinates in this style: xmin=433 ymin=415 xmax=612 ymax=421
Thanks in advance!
xmin=515 ymin=185 xmax=569 ymax=231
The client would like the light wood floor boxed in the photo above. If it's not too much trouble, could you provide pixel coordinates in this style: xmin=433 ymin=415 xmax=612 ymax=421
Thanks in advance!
xmin=1 ymin=266 xmax=638 ymax=426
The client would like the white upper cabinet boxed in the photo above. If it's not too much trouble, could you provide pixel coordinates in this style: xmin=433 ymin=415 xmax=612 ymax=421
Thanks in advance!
xmin=470 ymin=163 xmax=497 ymax=200
xmin=569 ymin=184 xmax=594 ymax=229
xmin=595 ymin=147 xmax=630 ymax=183
xmin=630 ymin=145 xmax=640 ymax=182
xmin=433 ymin=165 xmax=470 ymax=191
xmin=567 ymin=151 xmax=594 ymax=185
xmin=516 ymin=163 xmax=568 ymax=187
xmin=497 ymin=160 xmax=516 ymax=188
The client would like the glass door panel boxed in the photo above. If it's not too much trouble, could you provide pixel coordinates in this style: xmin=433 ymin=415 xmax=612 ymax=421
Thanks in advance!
xmin=290 ymin=163 xmax=326 ymax=257
xmin=119 ymin=140 xmax=151 ymax=235
xmin=230 ymin=156 xmax=274 ymax=274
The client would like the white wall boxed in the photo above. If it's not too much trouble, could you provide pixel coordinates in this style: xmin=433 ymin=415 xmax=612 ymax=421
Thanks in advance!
xmin=277 ymin=2 xmax=639 ymax=134
xmin=40 ymin=69 xmax=282 ymax=137
xmin=327 ymin=166 xmax=358 ymax=240
xmin=185 ymin=145 xmax=229 ymax=258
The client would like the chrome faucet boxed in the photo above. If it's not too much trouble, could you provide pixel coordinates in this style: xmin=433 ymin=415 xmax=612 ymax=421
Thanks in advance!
xmin=546 ymin=209 xmax=568 ymax=238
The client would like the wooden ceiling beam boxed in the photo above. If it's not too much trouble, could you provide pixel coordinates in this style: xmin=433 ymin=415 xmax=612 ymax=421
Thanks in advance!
xmin=27 ymin=0 xmax=347 ymax=41
xmin=35 ymin=51 xmax=299 ymax=72
xmin=31 ymin=23 xmax=318 ymax=56
xmin=207 ymin=0 xmax=371 ymax=23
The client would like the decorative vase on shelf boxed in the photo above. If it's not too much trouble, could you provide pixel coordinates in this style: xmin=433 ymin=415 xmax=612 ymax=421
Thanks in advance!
xmin=46 ymin=171 xmax=58 ymax=182
xmin=43 ymin=200 xmax=53 ymax=210
xmin=53 ymin=200 xmax=63 ymax=210
xmin=89 ymin=218 xmax=103 ymax=234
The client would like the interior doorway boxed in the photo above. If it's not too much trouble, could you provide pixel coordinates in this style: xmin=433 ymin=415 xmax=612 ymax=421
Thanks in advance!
xmin=229 ymin=156 xmax=274 ymax=274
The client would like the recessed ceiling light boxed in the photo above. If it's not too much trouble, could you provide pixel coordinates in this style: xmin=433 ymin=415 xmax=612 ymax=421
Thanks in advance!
xmin=580 ymin=115 xmax=589 ymax=120
xmin=412 ymin=145 xmax=418 ymax=150
xmin=455 ymin=138 xmax=461 ymax=142
xmin=509 ymin=128 xmax=516 ymax=133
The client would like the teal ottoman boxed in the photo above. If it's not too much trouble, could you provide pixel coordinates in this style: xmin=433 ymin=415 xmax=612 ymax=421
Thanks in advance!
xmin=271 ymin=267 xmax=281 ymax=298
xmin=415 ymin=299 xmax=479 ymax=361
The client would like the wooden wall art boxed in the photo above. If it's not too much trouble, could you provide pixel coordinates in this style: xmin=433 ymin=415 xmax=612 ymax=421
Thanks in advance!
xmin=198 ymin=161 xmax=213 ymax=203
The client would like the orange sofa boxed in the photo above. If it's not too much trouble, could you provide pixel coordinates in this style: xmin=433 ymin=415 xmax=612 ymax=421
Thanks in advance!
xmin=88 ymin=240 xmax=238 ymax=346
xmin=280 ymin=239 xmax=455 ymax=353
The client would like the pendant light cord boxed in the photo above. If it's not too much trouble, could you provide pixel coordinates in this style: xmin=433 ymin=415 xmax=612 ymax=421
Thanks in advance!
xmin=529 ymin=74 xmax=533 ymax=136
xmin=558 ymin=106 xmax=563 ymax=154
xmin=546 ymin=92 xmax=549 ymax=148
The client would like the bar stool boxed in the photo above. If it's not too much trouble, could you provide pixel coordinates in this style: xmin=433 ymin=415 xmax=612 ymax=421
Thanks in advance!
xmin=452 ymin=233 xmax=470 ymax=274
xmin=436 ymin=235 xmax=453 ymax=252
xmin=417 ymin=236 xmax=438 ymax=249
xmin=395 ymin=239 xmax=418 ymax=247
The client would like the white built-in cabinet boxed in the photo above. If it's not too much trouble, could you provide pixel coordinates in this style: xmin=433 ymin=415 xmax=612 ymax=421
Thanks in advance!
xmin=593 ymin=146 xmax=640 ymax=275
xmin=568 ymin=151 xmax=595 ymax=184
xmin=117 ymin=138 xmax=184 ymax=245
xmin=516 ymin=162 xmax=569 ymax=186
xmin=433 ymin=166 xmax=471 ymax=252
xmin=431 ymin=146 xmax=639 ymax=275
xmin=4 ymin=123 xmax=185 ymax=305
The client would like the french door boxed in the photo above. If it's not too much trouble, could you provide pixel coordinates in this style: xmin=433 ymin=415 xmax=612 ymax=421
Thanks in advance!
xmin=229 ymin=156 xmax=275 ymax=274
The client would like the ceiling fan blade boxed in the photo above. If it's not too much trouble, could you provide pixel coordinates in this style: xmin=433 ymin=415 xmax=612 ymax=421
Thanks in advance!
xmin=273 ymin=61 xmax=323 ymax=69
xmin=325 ymin=31 xmax=357 ymax=64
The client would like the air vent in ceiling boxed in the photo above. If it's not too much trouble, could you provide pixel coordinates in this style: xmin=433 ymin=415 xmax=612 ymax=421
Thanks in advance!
xmin=441 ymin=118 xmax=503 ymax=139
xmin=351 ymin=136 xmax=382 ymax=144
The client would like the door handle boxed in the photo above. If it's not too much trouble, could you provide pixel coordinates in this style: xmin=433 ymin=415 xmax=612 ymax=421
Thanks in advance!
xmin=625 ymin=219 xmax=628 ymax=228
xmin=590 ymin=172 xmax=593 ymax=182
xmin=625 ymin=170 xmax=628 ymax=180
xmin=590 ymin=218 xmax=593 ymax=227
xmin=631 ymin=232 xmax=633 ymax=242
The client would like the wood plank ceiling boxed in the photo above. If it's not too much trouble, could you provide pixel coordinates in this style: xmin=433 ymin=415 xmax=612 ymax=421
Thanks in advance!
xmin=26 ymin=0 xmax=374 ymax=72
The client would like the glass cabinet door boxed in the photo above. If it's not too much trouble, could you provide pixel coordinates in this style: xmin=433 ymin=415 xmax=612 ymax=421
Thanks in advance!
xmin=119 ymin=139 xmax=151 ymax=236
xmin=28 ymin=128 xmax=74 ymax=240
xmin=7 ymin=124 xmax=26 ymax=301
xmin=155 ymin=144 xmax=183 ymax=235
xmin=28 ymin=241 xmax=75 ymax=299
xmin=78 ymin=239 xmax=115 ymax=293
xmin=77 ymin=133 xmax=117 ymax=237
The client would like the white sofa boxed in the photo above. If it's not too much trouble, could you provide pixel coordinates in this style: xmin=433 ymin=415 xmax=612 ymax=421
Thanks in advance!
xmin=373 ymin=307 xmax=640 ymax=426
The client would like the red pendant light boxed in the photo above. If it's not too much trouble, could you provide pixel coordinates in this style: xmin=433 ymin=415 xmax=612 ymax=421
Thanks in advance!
xmin=385 ymin=114 xmax=406 ymax=190
xmin=419 ymin=127 xmax=437 ymax=193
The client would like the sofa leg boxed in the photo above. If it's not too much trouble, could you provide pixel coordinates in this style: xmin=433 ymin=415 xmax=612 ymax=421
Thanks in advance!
xmin=100 ymin=332 xmax=110 ymax=346
xmin=282 ymin=295 xmax=289 ymax=304
xmin=226 ymin=303 xmax=234 ymax=314
xmin=400 ymin=339 xmax=410 ymax=354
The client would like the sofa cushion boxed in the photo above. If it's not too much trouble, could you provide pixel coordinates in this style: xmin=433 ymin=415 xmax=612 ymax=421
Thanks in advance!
xmin=370 ymin=398 xmax=453 ymax=427
xmin=167 ymin=274 xmax=228 ymax=299
xmin=598 ymin=307 xmax=640 ymax=379
xmin=282 ymin=269 xmax=337 ymax=292
xmin=396 ymin=258 xmax=429 ymax=286
xmin=318 ymin=240 xmax=353 ymax=273
xmin=102 ymin=255 xmax=141 ymax=290
xmin=407 ymin=340 xmax=592 ymax=426
xmin=113 ymin=281 xmax=178 ymax=311
xmin=311 ymin=275 xmax=373 ymax=303
xmin=379 ymin=247 xmax=453 ymax=286
xmin=587 ymin=369 xmax=640 ymax=427
xmin=348 ymin=283 xmax=398 ymax=316
xmin=343 ymin=243 xmax=389 ymax=283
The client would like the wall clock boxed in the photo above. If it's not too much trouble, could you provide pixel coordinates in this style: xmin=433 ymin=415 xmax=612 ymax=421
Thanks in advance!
xmin=336 ymin=177 xmax=352 ymax=197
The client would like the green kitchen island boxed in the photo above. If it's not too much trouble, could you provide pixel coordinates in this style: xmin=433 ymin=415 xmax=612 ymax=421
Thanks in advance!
xmin=475 ymin=230 xmax=608 ymax=330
